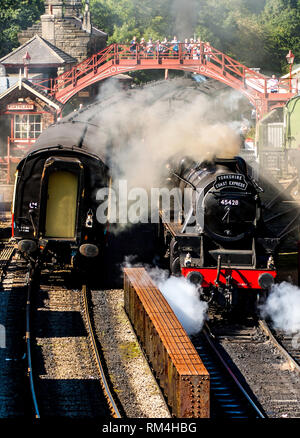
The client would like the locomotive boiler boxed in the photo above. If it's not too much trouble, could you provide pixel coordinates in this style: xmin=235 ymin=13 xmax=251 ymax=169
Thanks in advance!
xmin=159 ymin=155 xmax=279 ymax=312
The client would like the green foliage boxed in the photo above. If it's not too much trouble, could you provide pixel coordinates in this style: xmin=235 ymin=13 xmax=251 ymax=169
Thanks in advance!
xmin=0 ymin=0 xmax=44 ymax=58
xmin=1 ymin=0 xmax=300 ymax=76
xmin=261 ymin=0 xmax=300 ymax=73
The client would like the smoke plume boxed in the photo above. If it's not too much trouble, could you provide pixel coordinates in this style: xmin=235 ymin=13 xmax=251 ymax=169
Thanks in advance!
xmin=92 ymin=78 xmax=241 ymax=192
xmin=123 ymin=258 xmax=208 ymax=335
xmin=148 ymin=266 xmax=208 ymax=335
xmin=260 ymin=282 xmax=300 ymax=334
xmin=171 ymin=0 xmax=199 ymax=41
xmin=158 ymin=275 xmax=208 ymax=335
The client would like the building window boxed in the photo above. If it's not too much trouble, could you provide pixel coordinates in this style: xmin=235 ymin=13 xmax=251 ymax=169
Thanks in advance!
xmin=14 ymin=114 xmax=42 ymax=139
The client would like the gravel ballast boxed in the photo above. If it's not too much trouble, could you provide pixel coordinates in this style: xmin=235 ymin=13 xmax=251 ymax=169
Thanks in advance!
xmin=91 ymin=289 xmax=171 ymax=418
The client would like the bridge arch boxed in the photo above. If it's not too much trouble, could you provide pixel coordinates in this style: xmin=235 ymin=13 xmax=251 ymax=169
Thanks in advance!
xmin=36 ymin=43 xmax=297 ymax=119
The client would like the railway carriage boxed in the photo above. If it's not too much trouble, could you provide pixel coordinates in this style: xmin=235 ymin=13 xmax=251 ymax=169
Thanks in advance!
xmin=12 ymin=108 xmax=110 ymax=272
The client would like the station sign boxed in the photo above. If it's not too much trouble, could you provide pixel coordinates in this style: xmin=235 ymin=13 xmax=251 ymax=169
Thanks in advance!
xmin=78 ymin=91 xmax=90 ymax=97
xmin=7 ymin=103 xmax=34 ymax=111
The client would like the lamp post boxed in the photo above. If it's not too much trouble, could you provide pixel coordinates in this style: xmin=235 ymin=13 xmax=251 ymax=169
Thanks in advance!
xmin=23 ymin=51 xmax=31 ymax=80
xmin=286 ymin=50 xmax=295 ymax=93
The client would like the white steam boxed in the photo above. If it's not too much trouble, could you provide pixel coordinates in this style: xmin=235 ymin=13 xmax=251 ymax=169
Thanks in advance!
xmin=92 ymin=79 xmax=241 ymax=192
xmin=158 ymin=275 xmax=208 ymax=335
xmin=123 ymin=259 xmax=208 ymax=336
xmin=148 ymin=266 xmax=208 ymax=335
xmin=260 ymin=282 xmax=300 ymax=334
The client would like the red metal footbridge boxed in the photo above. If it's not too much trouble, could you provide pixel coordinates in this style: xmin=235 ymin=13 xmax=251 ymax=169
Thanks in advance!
xmin=36 ymin=42 xmax=298 ymax=119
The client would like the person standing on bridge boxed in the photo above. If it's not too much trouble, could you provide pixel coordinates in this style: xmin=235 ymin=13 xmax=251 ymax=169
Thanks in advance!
xmin=188 ymin=38 xmax=194 ymax=59
xmin=204 ymin=42 xmax=212 ymax=63
xmin=161 ymin=38 xmax=169 ymax=57
xmin=140 ymin=38 xmax=146 ymax=56
xmin=268 ymin=74 xmax=279 ymax=93
xmin=184 ymin=39 xmax=190 ymax=58
xmin=192 ymin=39 xmax=199 ymax=60
xmin=146 ymin=38 xmax=154 ymax=57
xmin=171 ymin=36 xmax=179 ymax=57
xmin=156 ymin=40 xmax=163 ymax=58
xmin=130 ymin=36 xmax=137 ymax=54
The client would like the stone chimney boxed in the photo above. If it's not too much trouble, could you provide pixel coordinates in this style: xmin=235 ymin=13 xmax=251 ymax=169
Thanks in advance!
xmin=64 ymin=0 xmax=82 ymax=17
xmin=44 ymin=0 xmax=64 ymax=18
xmin=82 ymin=0 xmax=92 ymax=33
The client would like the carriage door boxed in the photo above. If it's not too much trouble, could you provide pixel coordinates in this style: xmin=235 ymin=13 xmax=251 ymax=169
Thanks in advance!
xmin=41 ymin=157 xmax=83 ymax=239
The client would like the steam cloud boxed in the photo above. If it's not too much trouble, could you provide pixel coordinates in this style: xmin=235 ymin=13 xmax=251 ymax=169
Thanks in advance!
xmin=148 ymin=266 xmax=208 ymax=335
xmin=92 ymin=78 xmax=241 ymax=192
xmin=171 ymin=0 xmax=199 ymax=41
xmin=123 ymin=258 xmax=208 ymax=335
xmin=260 ymin=282 xmax=300 ymax=334
xmin=158 ymin=275 xmax=208 ymax=335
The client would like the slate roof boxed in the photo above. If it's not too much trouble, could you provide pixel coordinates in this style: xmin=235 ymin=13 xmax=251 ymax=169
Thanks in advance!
xmin=0 ymin=34 xmax=76 ymax=66
xmin=0 ymin=78 xmax=63 ymax=110
xmin=0 ymin=77 xmax=19 ymax=94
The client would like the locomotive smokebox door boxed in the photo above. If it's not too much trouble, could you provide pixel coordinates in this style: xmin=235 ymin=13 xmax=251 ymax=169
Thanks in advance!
xmin=39 ymin=157 xmax=84 ymax=240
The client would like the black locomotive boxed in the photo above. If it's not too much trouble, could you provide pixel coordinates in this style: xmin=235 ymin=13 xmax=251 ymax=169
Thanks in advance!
xmin=159 ymin=155 xmax=279 ymax=311
xmin=12 ymin=107 xmax=110 ymax=273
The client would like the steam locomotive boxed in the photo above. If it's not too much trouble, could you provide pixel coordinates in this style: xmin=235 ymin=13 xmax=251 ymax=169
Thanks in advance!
xmin=12 ymin=104 xmax=110 ymax=273
xmin=159 ymin=155 xmax=280 ymax=312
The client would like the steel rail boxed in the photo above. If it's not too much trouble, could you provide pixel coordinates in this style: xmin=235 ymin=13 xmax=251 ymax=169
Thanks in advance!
xmin=259 ymin=319 xmax=300 ymax=374
xmin=202 ymin=325 xmax=266 ymax=418
xmin=25 ymin=276 xmax=40 ymax=419
xmin=0 ymin=242 xmax=16 ymax=281
xmin=81 ymin=285 xmax=121 ymax=418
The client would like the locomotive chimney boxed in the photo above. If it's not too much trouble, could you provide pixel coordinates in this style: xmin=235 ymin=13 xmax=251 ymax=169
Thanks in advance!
xmin=82 ymin=1 xmax=92 ymax=34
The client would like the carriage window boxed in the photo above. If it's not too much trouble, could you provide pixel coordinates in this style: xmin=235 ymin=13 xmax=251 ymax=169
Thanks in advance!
xmin=14 ymin=114 xmax=42 ymax=139
xmin=45 ymin=171 xmax=78 ymax=239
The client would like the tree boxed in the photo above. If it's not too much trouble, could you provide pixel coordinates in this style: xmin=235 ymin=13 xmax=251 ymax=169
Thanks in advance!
xmin=0 ymin=0 xmax=43 ymax=58
xmin=1 ymin=0 xmax=299 ymax=77
xmin=261 ymin=0 xmax=300 ymax=73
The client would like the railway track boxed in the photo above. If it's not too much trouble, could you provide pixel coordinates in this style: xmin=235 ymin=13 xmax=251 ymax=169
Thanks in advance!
xmin=25 ymin=270 xmax=122 ymax=418
xmin=0 ymin=241 xmax=16 ymax=280
xmin=0 ymin=249 xmax=29 ymax=417
xmin=192 ymin=326 xmax=265 ymax=419
xmin=259 ymin=320 xmax=300 ymax=373
xmin=26 ymin=274 xmax=40 ymax=418
xmin=205 ymin=316 xmax=300 ymax=417
xmin=81 ymin=285 xmax=121 ymax=418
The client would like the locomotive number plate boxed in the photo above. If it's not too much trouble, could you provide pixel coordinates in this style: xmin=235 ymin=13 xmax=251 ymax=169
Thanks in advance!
xmin=219 ymin=199 xmax=240 ymax=206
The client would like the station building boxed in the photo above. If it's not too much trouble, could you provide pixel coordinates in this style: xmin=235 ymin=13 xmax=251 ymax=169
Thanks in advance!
xmin=0 ymin=0 xmax=107 ymax=186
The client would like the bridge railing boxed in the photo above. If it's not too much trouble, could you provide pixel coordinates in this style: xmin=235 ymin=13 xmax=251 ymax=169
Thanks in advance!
xmin=31 ymin=43 xmax=297 ymax=98
xmin=277 ymin=77 xmax=298 ymax=94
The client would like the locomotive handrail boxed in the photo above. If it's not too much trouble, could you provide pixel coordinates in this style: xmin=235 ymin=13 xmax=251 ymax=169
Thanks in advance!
xmin=171 ymin=171 xmax=197 ymax=190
